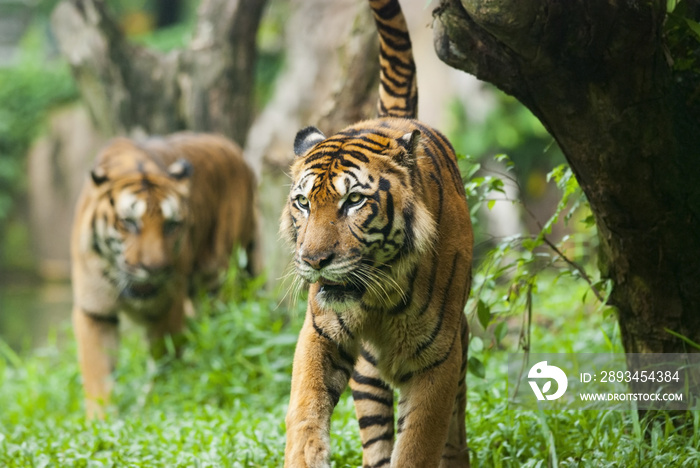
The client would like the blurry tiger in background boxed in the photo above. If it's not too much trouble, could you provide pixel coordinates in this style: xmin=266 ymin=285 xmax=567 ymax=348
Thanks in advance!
xmin=281 ymin=0 xmax=473 ymax=466
xmin=71 ymin=132 xmax=261 ymax=419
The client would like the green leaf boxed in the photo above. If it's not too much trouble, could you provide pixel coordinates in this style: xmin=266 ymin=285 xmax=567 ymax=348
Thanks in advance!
xmin=470 ymin=336 xmax=484 ymax=353
xmin=494 ymin=153 xmax=514 ymax=171
xmin=467 ymin=356 xmax=486 ymax=379
xmin=664 ymin=328 xmax=700 ymax=350
xmin=521 ymin=237 xmax=539 ymax=252
xmin=684 ymin=17 xmax=700 ymax=41
xmin=477 ymin=299 xmax=491 ymax=329
xmin=582 ymin=214 xmax=596 ymax=228
xmin=494 ymin=321 xmax=508 ymax=345
xmin=0 ymin=339 xmax=22 ymax=368
xmin=488 ymin=177 xmax=505 ymax=194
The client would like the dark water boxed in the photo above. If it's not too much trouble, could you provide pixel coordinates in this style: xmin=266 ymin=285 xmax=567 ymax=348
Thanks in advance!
xmin=0 ymin=280 xmax=73 ymax=353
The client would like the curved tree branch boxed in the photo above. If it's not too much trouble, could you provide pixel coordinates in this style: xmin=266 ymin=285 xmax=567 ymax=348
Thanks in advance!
xmin=51 ymin=0 xmax=267 ymax=145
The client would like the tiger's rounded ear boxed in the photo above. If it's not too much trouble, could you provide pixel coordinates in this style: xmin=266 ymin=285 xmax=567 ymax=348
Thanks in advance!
xmin=90 ymin=166 xmax=108 ymax=186
xmin=398 ymin=130 xmax=421 ymax=155
xmin=393 ymin=130 xmax=421 ymax=168
xmin=294 ymin=126 xmax=326 ymax=157
xmin=167 ymin=159 xmax=193 ymax=180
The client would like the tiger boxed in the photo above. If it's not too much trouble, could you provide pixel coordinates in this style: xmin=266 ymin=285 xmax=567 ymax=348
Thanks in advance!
xmin=281 ymin=0 xmax=473 ymax=467
xmin=70 ymin=132 xmax=261 ymax=419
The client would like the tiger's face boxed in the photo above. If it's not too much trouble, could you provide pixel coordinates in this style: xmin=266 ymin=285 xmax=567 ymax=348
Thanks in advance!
xmin=282 ymin=124 xmax=436 ymax=312
xmin=90 ymin=146 xmax=193 ymax=301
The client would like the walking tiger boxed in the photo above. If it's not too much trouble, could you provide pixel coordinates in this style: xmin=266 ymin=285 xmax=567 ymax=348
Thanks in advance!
xmin=281 ymin=0 xmax=473 ymax=466
xmin=71 ymin=132 xmax=260 ymax=418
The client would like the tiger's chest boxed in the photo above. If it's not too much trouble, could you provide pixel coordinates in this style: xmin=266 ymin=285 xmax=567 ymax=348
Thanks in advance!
xmin=311 ymin=291 xmax=440 ymax=384
xmin=362 ymin=311 xmax=443 ymax=384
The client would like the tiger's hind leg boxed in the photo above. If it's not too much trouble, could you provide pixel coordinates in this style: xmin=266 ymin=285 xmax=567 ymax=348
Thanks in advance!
xmin=350 ymin=349 xmax=395 ymax=467
xmin=440 ymin=313 xmax=470 ymax=468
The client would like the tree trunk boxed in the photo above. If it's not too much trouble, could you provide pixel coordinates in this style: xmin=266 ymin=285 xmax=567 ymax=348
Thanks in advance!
xmin=50 ymin=0 xmax=267 ymax=147
xmin=433 ymin=0 xmax=700 ymax=353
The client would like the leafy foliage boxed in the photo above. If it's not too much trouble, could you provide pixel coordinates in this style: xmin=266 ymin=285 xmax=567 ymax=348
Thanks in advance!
xmin=1 ymin=269 xmax=699 ymax=466
xmin=461 ymin=152 xmax=609 ymax=364
xmin=0 ymin=28 xmax=77 ymax=250
xmin=447 ymin=89 xmax=565 ymax=184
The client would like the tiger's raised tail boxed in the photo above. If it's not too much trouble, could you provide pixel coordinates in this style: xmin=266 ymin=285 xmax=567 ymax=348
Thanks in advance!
xmin=370 ymin=0 xmax=418 ymax=119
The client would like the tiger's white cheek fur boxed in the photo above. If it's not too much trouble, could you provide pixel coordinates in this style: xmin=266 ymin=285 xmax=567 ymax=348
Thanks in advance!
xmin=412 ymin=202 xmax=437 ymax=254
xmin=160 ymin=195 xmax=182 ymax=222
xmin=116 ymin=192 xmax=147 ymax=222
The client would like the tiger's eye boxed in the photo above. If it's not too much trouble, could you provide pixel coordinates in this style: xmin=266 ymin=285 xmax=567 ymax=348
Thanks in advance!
xmin=119 ymin=217 xmax=139 ymax=233
xmin=347 ymin=193 xmax=363 ymax=205
xmin=296 ymin=195 xmax=309 ymax=208
xmin=163 ymin=219 xmax=182 ymax=235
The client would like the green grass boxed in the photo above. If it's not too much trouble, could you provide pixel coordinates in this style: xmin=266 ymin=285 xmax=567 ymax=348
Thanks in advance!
xmin=0 ymin=275 xmax=698 ymax=467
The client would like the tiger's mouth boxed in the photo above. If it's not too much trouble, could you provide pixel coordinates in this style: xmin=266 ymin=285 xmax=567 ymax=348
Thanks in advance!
xmin=316 ymin=277 xmax=365 ymax=305
xmin=121 ymin=280 xmax=161 ymax=300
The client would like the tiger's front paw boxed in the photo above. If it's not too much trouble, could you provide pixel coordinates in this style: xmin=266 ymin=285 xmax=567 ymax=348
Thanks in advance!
xmin=303 ymin=436 xmax=330 ymax=468
xmin=284 ymin=425 xmax=331 ymax=468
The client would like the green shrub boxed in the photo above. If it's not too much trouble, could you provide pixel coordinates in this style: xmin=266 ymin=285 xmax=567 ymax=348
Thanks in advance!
xmin=0 ymin=28 xmax=77 ymax=222
xmin=0 ymin=27 xmax=77 ymax=271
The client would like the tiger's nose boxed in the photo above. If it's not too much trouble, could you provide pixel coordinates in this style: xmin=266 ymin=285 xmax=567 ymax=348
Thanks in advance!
xmin=124 ymin=258 xmax=170 ymax=275
xmin=140 ymin=261 xmax=171 ymax=275
xmin=301 ymin=252 xmax=335 ymax=271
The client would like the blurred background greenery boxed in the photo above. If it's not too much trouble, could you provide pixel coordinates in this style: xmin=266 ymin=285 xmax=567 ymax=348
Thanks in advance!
xmin=0 ymin=0 xmax=577 ymax=281
xmin=3 ymin=2 xmax=698 ymax=467
xmin=0 ymin=0 xmax=600 ymax=365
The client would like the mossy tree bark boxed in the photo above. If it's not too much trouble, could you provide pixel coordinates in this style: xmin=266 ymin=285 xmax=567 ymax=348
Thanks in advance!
xmin=51 ymin=0 xmax=267 ymax=146
xmin=434 ymin=0 xmax=700 ymax=354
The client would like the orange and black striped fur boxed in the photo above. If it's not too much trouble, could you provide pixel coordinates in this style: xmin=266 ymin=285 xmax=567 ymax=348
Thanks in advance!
xmin=281 ymin=0 xmax=473 ymax=466
xmin=71 ymin=132 xmax=260 ymax=419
